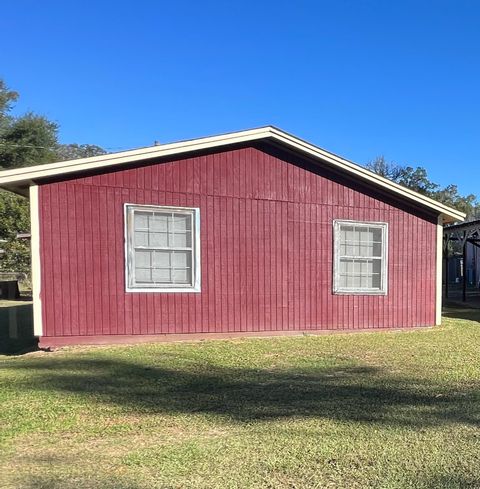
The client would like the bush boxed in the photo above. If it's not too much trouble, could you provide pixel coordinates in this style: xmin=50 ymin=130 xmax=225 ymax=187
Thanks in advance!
xmin=0 ymin=190 xmax=30 ymax=276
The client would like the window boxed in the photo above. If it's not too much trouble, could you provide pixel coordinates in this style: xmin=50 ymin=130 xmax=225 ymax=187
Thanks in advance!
xmin=333 ymin=220 xmax=388 ymax=295
xmin=125 ymin=204 xmax=200 ymax=292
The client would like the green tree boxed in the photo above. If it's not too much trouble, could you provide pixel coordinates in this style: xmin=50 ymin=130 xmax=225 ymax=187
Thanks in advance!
xmin=0 ymin=79 xmax=106 ymax=276
xmin=0 ymin=80 xmax=18 ymax=124
xmin=433 ymin=185 xmax=480 ymax=219
xmin=396 ymin=166 xmax=440 ymax=196
xmin=367 ymin=156 xmax=479 ymax=221
xmin=366 ymin=156 xmax=403 ymax=181
xmin=0 ymin=191 xmax=30 ymax=274
xmin=0 ymin=113 xmax=59 ymax=169
xmin=56 ymin=143 xmax=107 ymax=160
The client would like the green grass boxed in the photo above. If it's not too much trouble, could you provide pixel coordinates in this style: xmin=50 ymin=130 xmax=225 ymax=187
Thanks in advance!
xmin=1 ymin=309 xmax=480 ymax=488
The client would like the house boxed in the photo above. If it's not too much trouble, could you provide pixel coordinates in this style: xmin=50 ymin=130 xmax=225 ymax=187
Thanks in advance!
xmin=0 ymin=127 xmax=465 ymax=347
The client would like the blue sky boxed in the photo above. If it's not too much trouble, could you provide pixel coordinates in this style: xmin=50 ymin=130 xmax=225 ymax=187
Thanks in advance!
xmin=1 ymin=1 xmax=479 ymax=196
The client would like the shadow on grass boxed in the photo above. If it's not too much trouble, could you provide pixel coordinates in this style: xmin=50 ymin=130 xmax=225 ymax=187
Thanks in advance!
xmin=21 ymin=474 xmax=479 ymax=489
xmin=5 ymin=357 xmax=480 ymax=428
xmin=0 ymin=303 xmax=38 ymax=355
xmin=443 ymin=305 xmax=480 ymax=322
xmin=421 ymin=474 xmax=480 ymax=489
xmin=19 ymin=475 xmax=141 ymax=489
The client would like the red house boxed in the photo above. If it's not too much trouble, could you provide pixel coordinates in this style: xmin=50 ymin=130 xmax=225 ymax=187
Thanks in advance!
xmin=0 ymin=127 xmax=464 ymax=347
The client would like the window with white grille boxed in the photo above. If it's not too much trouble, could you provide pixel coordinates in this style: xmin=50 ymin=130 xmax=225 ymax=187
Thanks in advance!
xmin=125 ymin=205 xmax=200 ymax=292
xmin=333 ymin=220 xmax=388 ymax=295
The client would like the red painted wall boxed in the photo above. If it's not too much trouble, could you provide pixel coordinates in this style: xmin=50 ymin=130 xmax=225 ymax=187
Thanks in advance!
xmin=38 ymin=145 xmax=437 ymax=340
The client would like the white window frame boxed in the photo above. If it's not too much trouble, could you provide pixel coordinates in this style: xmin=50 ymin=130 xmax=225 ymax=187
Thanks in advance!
xmin=124 ymin=204 xmax=201 ymax=293
xmin=333 ymin=219 xmax=388 ymax=295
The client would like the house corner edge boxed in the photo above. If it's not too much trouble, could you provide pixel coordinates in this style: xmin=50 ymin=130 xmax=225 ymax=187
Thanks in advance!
xmin=29 ymin=184 xmax=43 ymax=337
xmin=435 ymin=214 xmax=443 ymax=326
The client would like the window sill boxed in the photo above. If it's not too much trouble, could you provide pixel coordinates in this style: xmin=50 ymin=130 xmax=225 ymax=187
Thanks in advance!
xmin=333 ymin=289 xmax=387 ymax=296
xmin=125 ymin=286 xmax=201 ymax=293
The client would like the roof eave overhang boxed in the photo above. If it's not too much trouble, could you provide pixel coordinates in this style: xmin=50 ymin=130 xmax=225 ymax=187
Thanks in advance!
xmin=0 ymin=126 xmax=465 ymax=223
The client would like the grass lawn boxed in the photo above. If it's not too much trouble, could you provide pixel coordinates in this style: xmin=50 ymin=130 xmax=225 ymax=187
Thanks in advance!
xmin=1 ymin=309 xmax=480 ymax=489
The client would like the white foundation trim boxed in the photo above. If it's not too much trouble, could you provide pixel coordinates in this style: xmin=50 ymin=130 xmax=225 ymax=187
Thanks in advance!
xmin=436 ymin=214 xmax=443 ymax=326
xmin=29 ymin=184 xmax=43 ymax=336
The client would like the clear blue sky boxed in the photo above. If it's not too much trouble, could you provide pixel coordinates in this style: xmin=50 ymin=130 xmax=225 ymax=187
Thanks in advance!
xmin=1 ymin=1 xmax=479 ymax=196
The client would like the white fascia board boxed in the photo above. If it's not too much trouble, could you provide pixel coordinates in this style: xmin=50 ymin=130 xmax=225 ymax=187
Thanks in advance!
xmin=0 ymin=126 xmax=465 ymax=222
xmin=0 ymin=127 xmax=273 ymax=185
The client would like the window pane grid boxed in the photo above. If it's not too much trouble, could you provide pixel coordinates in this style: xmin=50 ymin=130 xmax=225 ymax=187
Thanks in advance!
xmin=335 ymin=222 xmax=387 ymax=294
xmin=129 ymin=207 xmax=196 ymax=288
xmin=134 ymin=211 xmax=192 ymax=250
xmin=134 ymin=248 xmax=192 ymax=284
xmin=134 ymin=246 xmax=193 ymax=251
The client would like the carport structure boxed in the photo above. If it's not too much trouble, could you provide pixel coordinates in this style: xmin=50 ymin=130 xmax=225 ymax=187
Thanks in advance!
xmin=443 ymin=219 xmax=480 ymax=302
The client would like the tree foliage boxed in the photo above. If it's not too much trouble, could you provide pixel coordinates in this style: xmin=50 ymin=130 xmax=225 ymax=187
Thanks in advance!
xmin=56 ymin=143 xmax=107 ymax=161
xmin=0 ymin=79 xmax=106 ymax=275
xmin=0 ymin=190 xmax=30 ymax=274
xmin=367 ymin=156 xmax=480 ymax=220
xmin=0 ymin=113 xmax=59 ymax=169
xmin=0 ymin=79 xmax=18 ymax=129
xmin=364 ymin=156 xmax=403 ymax=181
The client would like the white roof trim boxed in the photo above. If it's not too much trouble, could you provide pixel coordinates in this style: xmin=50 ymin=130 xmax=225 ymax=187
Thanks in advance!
xmin=0 ymin=126 xmax=465 ymax=222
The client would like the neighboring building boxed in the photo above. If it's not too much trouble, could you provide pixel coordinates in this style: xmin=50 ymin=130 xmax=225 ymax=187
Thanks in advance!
xmin=443 ymin=220 xmax=480 ymax=298
xmin=465 ymin=243 xmax=480 ymax=287
xmin=445 ymin=244 xmax=480 ymax=288
xmin=0 ymin=127 xmax=464 ymax=347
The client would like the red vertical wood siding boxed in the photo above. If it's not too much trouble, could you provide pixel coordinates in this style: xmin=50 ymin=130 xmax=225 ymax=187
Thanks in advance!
xmin=38 ymin=146 xmax=437 ymax=339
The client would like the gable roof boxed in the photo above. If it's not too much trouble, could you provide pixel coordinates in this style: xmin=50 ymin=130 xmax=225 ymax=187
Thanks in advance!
xmin=0 ymin=126 xmax=465 ymax=223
